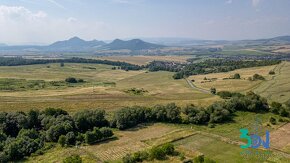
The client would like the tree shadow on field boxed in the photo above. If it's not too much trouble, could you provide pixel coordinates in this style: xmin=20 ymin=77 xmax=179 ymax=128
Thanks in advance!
xmin=125 ymin=123 xmax=154 ymax=131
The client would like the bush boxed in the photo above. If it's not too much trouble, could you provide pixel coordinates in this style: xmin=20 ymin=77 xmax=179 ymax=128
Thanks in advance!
xmin=65 ymin=77 xmax=78 ymax=83
xmin=252 ymin=74 xmax=265 ymax=80
xmin=65 ymin=132 xmax=76 ymax=145
xmin=100 ymin=127 xmax=113 ymax=138
xmin=149 ymin=146 xmax=166 ymax=160
xmin=63 ymin=154 xmax=82 ymax=163
xmin=73 ymin=110 xmax=108 ymax=132
xmin=269 ymin=70 xmax=275 ymax=75
xmin=233 ymin=73 xmax=241 ymax=79
xmin=161 ymin=143 xmax=175 ymax=155
xmin=210 ymin=88 xmax=216 ymax=94
xmin=269 ymin=117 xmax=277 ymax=125
xmin=58 ymin=135 xmax=66 ymax=147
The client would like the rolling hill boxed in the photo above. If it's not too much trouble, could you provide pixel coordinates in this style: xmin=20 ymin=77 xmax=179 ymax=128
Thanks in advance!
xmin=103 ymin=39 xmax=165 ymax=50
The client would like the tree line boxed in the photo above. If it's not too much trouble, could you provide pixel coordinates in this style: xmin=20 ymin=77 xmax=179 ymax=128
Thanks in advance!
xmin=0 ymin=109 xmax=113 ymax=162
xmin=1 ymin=91 xmax=289 ymax=161
xmin=0 ymin=57 xmax=142 ymax=71
xmin=146 ymin=59 xmax=281 ymax=79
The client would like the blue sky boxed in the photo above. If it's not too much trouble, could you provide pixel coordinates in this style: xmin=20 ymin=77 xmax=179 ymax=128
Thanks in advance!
xmin=0 ymin=0 xmax=290 ymax=44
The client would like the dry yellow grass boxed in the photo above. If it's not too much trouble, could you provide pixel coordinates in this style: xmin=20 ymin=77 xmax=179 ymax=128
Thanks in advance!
xmin=188 ymin=64 xmax=276 ymax=92
xmin=254 ymin=61 xmax=290 ymax=103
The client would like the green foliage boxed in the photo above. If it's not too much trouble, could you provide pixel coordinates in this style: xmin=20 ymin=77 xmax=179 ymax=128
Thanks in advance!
xmin=63 ymin=154 xmax=82 ymax=163
xmin=210 ymin=88 xmax=216 ymax=94
xmin=125 ymin=88 xmax=148 ymax=95
xmin=207 ymin=102 xmax=231 ymax=123
xmin=252 ymin=74 xmax=265 ymax=80
xmin=194 ymin=155 xmax=204 ymax=163
xmin=73 ymin=109 xmax=108 ymax=132
xmin=182 ymin=105 xmax=209 ymax=124
xmin=149 ymin=146 xmax=166 ymax=160
xmin=0 ymin=57 xmax=142 ymax=71
xmin=99 ymin=127 xmax=113 ymax=138
xmin=42 ymin=108 xmax=68 ymax=117
xmin=65 ymin=77 xmax=78 ymax=83
xmin=122 ymin=143 xmax=176 ymax=162
xmin=2 ymin=129 xmax=43 ymax=161
xmin=233 ymin=73 xmax=241 ymax=79
xmin=58 ymin=135 xmax=66 ymax=147
xmin=269 ymin=70 xmax=275 ymax=75
xmin=269 ymin=117 xmax=277 ymax=125
xmin=152 ymin=103 xmax=182 ymax=123
xmin=161 ymin=59 xmax=281 ymax=79
xmin=217 ymin=91 xmax=244 ymax=99
xmin=65 ymin=132 xmax=76 ymax=145
xmin=84 ymin=127 xmax=113 ymax=145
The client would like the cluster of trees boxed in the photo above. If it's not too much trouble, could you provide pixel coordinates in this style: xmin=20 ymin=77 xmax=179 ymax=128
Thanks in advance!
xmin=111 ymin=104 xmax=181 ymax=130
xmin=249 ymin=74 xmax=265 ymax=81
xmin=0 ymin=108 xmax=114 ymax=161
xmin=0 ymin=57 xmax=142 ymax=71
xmin=123 ymin=143 xmax=176 ymax=163
xmin=111 ymin=92 xmax=290 ymax=130
xmin=217 ymin=91 xmax=244 ymax=99
xmin=171 ymin=59 xmax=280 ymax=79
xmin=146 ymin=61 xmax=182 ymax=72
xmin=65 ymin=77 xmax=84 ymax=83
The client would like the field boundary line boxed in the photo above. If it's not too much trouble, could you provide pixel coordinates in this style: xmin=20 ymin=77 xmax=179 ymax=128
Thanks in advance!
xmin=184 ymin=78 xmax=211 ymax=94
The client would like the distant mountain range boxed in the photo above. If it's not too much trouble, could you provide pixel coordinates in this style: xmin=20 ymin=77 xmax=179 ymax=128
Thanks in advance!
xmin=0 ymin=37 xmax=165 ymax=52
xmin=103 ymin=39 xmax=165 ymax=50
xmin=0 ymin=36 xmax=290 ymax=53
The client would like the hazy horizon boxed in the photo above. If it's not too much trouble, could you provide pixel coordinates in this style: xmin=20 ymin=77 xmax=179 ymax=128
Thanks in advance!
xmin=1 ymin=0 xmax=290 ymax=45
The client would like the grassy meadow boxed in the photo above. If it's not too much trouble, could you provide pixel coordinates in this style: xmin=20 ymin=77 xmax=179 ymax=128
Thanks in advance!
xmin=188 ymin=64 xmax=277 ymax=93
xmin=0 ymin=63 xmax=215 ymax=112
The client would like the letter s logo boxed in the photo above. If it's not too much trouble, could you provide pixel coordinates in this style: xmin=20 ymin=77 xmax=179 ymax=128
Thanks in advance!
xmin=240 ymin=129 xmax=252 ymax=149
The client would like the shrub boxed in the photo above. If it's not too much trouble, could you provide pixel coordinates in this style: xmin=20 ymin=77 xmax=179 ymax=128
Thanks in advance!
xmin=65 ymin=132 xmax=76 ymax=145
xmin=65 ymin=77 xmax=78 ymax=83
xmin=73 ymin=110 xmax=108 ymax=132
xmin=161 ymin=143 xmax=175 ymax=155
xmin=233 ymin=73 xmax=241 ymax=79
xmin=100 ymin=127 xmax=113 ymax=138
xmin=194 ymin=155 xmax=204 ymax=163
xmin=58 ymin=135 xmax=66 ymax=147
xmin=253 ymin=74 xmax=265 ymax=80
xmin=149 ymin=146 xmax=166 ymax=160
xmin=269 ymin=70 xmax=275 ymax=75
xmin=210 ymin=88 xmax=216 ymax=94
xmin=63 ymin=154 xmax=82 ymax=163
xmin=269 ymin=117 xmax=276 ymax=125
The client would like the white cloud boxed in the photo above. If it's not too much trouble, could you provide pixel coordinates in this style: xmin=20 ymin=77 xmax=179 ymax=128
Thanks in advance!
xmin=0 ymin=5 xmax=110 ymax=44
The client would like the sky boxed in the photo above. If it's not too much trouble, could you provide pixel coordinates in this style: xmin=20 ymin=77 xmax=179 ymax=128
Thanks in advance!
xmin=0 ymin=0 xmax=290 ymax=45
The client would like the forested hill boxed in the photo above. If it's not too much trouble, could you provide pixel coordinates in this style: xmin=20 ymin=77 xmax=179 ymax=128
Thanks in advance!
xmin=0 ymin=57 xmax=142 ymax=71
